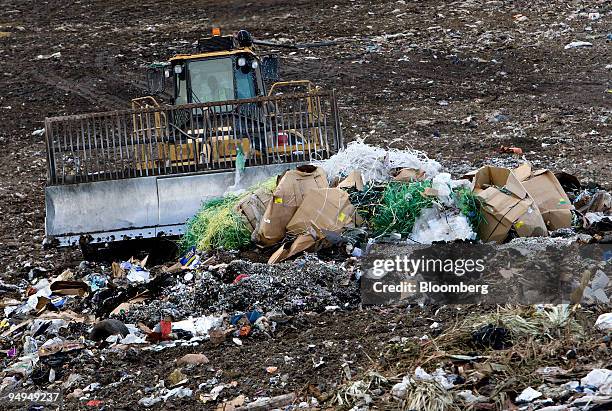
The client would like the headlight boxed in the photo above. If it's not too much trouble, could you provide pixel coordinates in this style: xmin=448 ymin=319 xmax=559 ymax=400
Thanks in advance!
xmin=251 ymin=60 xmax=259 ymax=69
xmin=238 ymin=57 xmax=247 ymax=67
xmin=173 ymin=65 xmax=182 ymax=74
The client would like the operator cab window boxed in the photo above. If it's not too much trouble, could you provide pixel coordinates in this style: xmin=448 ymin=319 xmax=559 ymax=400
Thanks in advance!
xmin=188 ymin=58 xmax=234 ymax=103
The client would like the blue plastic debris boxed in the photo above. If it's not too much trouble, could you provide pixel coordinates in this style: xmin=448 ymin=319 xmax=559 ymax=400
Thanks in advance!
xmin=230 ymin=310 xmax=263 ymax=326
xmin=49 ymin=296 xmax=67 ymax=309
xmin=180 ymin=247 xmax=200 ymax=269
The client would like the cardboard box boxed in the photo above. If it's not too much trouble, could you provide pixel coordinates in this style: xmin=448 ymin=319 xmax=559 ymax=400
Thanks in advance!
xmin=268 ymin=233 xmax=317 ymax=264
xmin=393 ymin=168 xmax=426 ymax=182
xmin=50 ymin=280 xmax=90 ymax=297
xmin=470 ymin=165 xmax=548 ymax=242
xmin=515 ymin=164 xmax=574 ymax=230
xmin=337 ymin=170 xmax=364 ymax=191
xmin=268 ymin=187 xmax=356 ymax=263
xmin=286 ymin=188 xmax=356 ymax=237
xmin=234 ymin=187 xmax=273 ymax=233
xmin=256 ymin=165 xmax=328 ymax=246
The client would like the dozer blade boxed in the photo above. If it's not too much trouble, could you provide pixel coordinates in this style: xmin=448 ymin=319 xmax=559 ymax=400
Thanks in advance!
xmin=45 ymin=164 xmax=298 ymax=246
xmin=43 ymin=91 xmax=343 ymax=246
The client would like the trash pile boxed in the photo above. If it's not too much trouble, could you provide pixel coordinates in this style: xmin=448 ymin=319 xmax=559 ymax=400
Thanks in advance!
xmin=178 ymin=142 xmax=481 ymax=264
xmin=0 ymin=142 xmax=609 ymax=409
xmin=0 ymin=249 xmax=362 ymax=407
xmin=182 ymin=141 xmax=610 ymax=265
xmin=119 ymin=255 xmax=360 ymax=321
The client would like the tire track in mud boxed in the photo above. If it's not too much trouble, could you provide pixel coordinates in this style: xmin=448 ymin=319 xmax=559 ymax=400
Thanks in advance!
xmin=32 ymin=71 xmax=151 ymax=111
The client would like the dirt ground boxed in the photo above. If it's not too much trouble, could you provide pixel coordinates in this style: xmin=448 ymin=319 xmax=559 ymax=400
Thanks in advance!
xmin=0 ymin=0 xmax=610 ymax=409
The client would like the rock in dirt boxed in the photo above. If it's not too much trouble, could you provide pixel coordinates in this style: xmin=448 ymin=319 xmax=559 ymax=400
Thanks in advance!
xmin=168 ymin=368 xmax=188 ymax=386
xmin=177 ymin=353 xmax=209 ymax=366
xmin=89 ymin=319 xmax=129 ymax=341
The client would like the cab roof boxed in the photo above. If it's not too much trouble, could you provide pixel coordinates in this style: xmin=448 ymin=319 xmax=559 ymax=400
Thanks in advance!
xmin=169 ymin=48 xmax=257 ymax=63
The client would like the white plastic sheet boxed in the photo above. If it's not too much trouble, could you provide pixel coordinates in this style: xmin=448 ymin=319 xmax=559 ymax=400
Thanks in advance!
xmin=410 ymin=207 xmax=476 ymax=244
xmin=171 ymin=315 xmax=222 ymax=337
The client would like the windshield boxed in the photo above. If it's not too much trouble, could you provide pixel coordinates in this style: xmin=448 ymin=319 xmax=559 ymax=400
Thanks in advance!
xmin=173 ymin=56 xmax=261 ymax=105
xmin=189 ymin=58 xmax=234 ymax=103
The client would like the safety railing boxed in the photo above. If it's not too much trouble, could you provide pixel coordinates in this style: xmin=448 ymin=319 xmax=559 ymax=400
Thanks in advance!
xmin=45 ymin=91 xmax=343 ymax=185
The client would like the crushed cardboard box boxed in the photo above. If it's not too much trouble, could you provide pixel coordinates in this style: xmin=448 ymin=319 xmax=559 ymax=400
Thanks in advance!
xmin=468 ymin=165 xmax=548 ymax=242
xmin=50 ymin=280 xmax=89 ymax=297
xmin=112 ymin=262 xmax=125 ymax=278
xmin=269 ymin=188 xmax=356 ymax=263
xmin=256 ymin=165 xmax=328 ymax=246
xmin=337 ymin=170 xmax=364 ymax=191
xmin=268 ymin=233 xmax=318 ymax=264
xmin=515 ymin=163 xmax=574 ymax=230
xmin=39 ymin=340 xmax=84 ymax=357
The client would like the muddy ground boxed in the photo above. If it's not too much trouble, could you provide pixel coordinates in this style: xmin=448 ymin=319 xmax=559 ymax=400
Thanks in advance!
xmin=0 ymin=0 xmax=610 ymax=409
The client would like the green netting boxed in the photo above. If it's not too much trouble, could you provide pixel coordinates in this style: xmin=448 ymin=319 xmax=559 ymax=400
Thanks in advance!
xmin=371 ymin=181 xmax=433 ymax=236
xmin=180 ymin=177 xmax=276 ymax=252
xmin=351 ymin=180 xmax=483 ymax=239
xmin=180 ymin=195 xmax=251 ymax=252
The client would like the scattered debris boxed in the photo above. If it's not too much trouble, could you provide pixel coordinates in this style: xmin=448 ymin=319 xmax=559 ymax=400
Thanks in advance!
xmin=90 ymin=319 xmax=129 ymax=341
xmin=580 ymin=369 xmax=612 ymax=390
xmin=35 ymin=51 xmax=61 ymax=60
xmin=1 ymin=4 xmax=610 ymax=409
xmin=564 ymin=41 xmax=593 ymax=49
xmin=516 ymin=386 xmax=543 ymax=403
xmin=177 ymin=353 xmax=209 ymax=366
xmin=500 ymin=145 xmax=523 ymax=155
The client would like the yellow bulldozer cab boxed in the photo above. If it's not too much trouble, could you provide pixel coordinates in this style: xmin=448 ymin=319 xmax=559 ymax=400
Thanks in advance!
xmin=126 ymin=37 xmax=332 ymax=170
